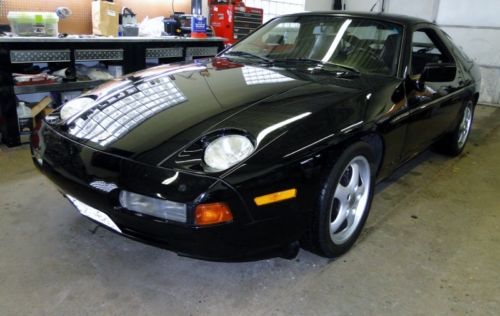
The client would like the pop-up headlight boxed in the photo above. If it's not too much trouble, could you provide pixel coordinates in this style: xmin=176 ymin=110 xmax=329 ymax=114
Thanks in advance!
xmin=203 ymin=135 xmax=255 ymax=171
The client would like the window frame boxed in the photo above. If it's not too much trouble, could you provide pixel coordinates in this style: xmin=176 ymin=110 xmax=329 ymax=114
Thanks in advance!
xmin=408 ymin=24 xmax=457 ymax=76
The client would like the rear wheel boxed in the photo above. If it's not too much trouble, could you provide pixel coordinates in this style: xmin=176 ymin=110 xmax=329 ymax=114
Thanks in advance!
xmin=436 ymin=100 xmax=474 ymax=156
xmin=310 ymin=142 xmax=375 ymax=258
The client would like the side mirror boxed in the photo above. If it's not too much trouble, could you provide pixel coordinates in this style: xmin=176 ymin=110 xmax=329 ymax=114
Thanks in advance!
xmin=421 ymin=63 xmax=457 ymax=82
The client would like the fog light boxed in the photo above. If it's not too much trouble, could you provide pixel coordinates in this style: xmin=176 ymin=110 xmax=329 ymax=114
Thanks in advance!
xmin=195 ymin=202 xmax=233 ymax=226
xmin=119 ymin=190 xmax=187 ymax=223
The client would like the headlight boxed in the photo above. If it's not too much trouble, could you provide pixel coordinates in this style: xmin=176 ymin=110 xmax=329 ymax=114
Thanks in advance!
xmin=119 ymin=191 xmax=187 ymax=223
xmin=204 ymin=135 xmax=255 ymax=171
xmin=60 ymin=97 xmax=94 ymax=121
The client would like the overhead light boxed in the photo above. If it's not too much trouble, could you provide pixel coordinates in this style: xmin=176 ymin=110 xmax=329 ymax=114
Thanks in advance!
xmin=242 ymin=66 xmax=294 ymax=85
xmin=161 ymin=172 xmax=179 ymax=185
xmin=67 ymin=76 xmax=187 ymax=146
xmin=60 ymin=97 xmax=95 ymax=121
xmin=256 ymin=112 xmax=311 ymax=144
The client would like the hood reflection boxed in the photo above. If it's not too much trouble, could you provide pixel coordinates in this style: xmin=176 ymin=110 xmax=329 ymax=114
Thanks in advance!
xmin=67 ymin=75 xmax=188 ymax=146
xmin=212 ymin=57 xmax=244 ymax=70
xmin=242 ymin=66 xmax=295 ymax=85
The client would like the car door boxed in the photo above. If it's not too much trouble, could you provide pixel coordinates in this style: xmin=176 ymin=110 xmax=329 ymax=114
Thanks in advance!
xmin=401 ymin=25 xmax=465 ymax=159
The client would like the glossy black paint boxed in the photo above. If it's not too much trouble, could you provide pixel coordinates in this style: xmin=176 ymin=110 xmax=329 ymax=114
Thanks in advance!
xmin=31 ymin=12 xmax=481 ymax=260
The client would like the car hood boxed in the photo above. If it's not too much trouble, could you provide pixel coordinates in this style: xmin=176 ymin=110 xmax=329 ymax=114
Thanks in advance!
xmin=53 ymin=59 xmax=385 ymax=168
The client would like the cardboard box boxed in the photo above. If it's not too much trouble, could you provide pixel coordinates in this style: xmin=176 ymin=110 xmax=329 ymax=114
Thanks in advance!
xmin=18 ymin=97 xmax=53 ymax=143
xmin=92 ymin=0 xmax=119 ymax=37
xmin=31 ymin=96 xmax=52 ymax=118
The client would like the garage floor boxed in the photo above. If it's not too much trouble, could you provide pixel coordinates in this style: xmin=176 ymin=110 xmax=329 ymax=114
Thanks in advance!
xmin=0 ymin=105 xmax=499 ymax=316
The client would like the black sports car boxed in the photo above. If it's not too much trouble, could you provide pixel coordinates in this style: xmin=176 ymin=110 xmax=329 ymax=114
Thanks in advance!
xmin=31 ymin=12 xmax=480 ymax=261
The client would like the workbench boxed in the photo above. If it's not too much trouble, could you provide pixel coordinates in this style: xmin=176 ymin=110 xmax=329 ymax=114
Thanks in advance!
xmin=0 ymin=36 xmax=226 ymax=147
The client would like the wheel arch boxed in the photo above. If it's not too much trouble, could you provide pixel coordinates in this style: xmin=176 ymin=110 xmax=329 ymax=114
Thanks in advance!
xmin=472 ymin=92 xmax=480 ymax=106
xmin=360 ymin=132 xmax=385 ymax=178
xmin=315 ymin=129 xmax=386 ymax=180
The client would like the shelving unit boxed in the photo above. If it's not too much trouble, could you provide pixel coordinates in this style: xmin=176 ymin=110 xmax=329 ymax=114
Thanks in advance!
xmin=13 ymin=80 xmax=106 ymax=94
xmin=0 ymin=36 xmax=226 ymax=147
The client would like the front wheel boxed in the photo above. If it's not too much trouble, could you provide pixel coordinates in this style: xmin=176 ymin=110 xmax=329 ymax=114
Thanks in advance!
xmin=310 ymin=142 xmax=375 ymax=258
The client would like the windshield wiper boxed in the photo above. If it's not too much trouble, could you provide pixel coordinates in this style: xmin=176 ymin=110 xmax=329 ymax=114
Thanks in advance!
xmin=272 ymin=57 xmax=322 ymax=64
xmin=272 ymin=58 xmax=360 ymax=76
xmin=222 ymin=51 xmax=274 ymax=63
xmin=324 ymin=62 xmax=360 ymax=75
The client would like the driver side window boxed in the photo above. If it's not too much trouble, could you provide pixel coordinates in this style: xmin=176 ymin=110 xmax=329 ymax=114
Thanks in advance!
xmin=411 ymin=29 xmax=455 ymax=75
xmin=262 ymin=22 xmax=300 ymax=45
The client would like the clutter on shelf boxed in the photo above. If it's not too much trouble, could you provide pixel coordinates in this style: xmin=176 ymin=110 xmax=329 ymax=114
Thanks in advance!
xmin=7 ymin=12 xmax=59 ymax=37
xmin=16 ymin=96 xmax=53 ymax=143
xmin=92 ymin=0 xmax=119 ymax=37
xmin=13 ymin=73 xmax=60 ymax=86
xmin=119 ymin=8 xmax=139 ymax=37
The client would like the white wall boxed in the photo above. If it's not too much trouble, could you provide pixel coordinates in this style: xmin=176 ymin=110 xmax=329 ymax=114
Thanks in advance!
xmin=343 ymin=0 xmax=382 ymax=12
xmin=436 ymin=0 xmax=500 ymax=67
xmin=342 ymin=0 xmax=437 ymax=20
xmin=305 ymin=0 xmax=333 ymax=11
xmin=427 ymin=0 xmax=499 ymax=105
xmin=205 ymin=1 xmax=334 ymax=18
xmin=385 ymin=0 xmax=438 ymax=21
xmin=202 ymin=1 xmax=209 ymax=17
xmin=437 ymin=0 xmax=500 ymax=27
xmin=341 ymin=0 xmax=500 ymax=105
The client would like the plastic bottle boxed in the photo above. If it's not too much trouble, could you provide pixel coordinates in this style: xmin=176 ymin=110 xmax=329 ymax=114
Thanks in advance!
xmin=16 ymin=102 xmax=31 ymax=119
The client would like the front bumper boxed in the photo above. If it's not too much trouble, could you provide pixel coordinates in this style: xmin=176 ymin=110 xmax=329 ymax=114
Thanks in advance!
xmin=32 ymin=124 xmax=304 ymax=260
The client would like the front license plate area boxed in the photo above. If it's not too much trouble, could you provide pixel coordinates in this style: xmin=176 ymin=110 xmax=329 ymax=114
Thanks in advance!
xmin=67 ymin=195 xmax=122 ymax=233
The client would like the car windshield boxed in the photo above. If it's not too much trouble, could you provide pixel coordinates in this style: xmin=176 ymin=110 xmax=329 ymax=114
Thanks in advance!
xmin=225 ymin=16 xmax=404 ymax=76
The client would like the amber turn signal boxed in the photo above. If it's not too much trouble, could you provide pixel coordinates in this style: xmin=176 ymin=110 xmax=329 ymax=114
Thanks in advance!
xmin=195 ymin=202 xmax=233 ymax=226
xmin=254 ymin=188 xmax=297 ymax=206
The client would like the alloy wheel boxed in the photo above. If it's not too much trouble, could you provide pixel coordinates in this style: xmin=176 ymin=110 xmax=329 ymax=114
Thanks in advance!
xmin=457 ymin=103 xmax=473 ymax=148
xmin=329 ymin=155 xmax=371 ymax=244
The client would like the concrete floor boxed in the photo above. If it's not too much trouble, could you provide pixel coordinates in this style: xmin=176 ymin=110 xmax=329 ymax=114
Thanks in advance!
xmin=0 ymin=105 xmax=499 ymax=316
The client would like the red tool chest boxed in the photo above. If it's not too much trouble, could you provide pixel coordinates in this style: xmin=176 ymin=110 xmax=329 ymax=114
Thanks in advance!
xmin=209 ymin=1 xmax=264 ymax=45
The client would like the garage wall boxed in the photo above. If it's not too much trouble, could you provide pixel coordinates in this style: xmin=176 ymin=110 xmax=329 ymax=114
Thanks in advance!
xmin=343 ymin=0 xmax=382 ymax=12
xmin=205 ymin=1 xmax=334 ymax=16
xmin=304 ymin=0 xmax=333 ymax=11
xmin=0 ymin=0 xmax=191 ymax=34
xmin=341 ymin=0 xmax=500 ymax=105
xmin=436 ymin=0 xmax=500 ymax=105
xmin=385 ymin=0 xmax=439 ymax=21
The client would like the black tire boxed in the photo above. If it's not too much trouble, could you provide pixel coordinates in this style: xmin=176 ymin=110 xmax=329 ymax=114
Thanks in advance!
xmin=436 ymin=100 xmax=475 ymax=156
xmin=308 ymin=142 xmax=376 ymax=258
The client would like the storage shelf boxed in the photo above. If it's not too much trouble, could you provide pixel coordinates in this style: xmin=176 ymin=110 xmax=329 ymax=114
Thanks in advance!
xmin=0 ymin=36 xmax=225 ymax=147
xmin=186 ymin=46 xmax=219 ymax=57
xmin=10 ymin=49 xmax=71 ymax=63
xmin=146 ymin=47 xmax=184 ymax=59
xmin=75 ymin=49 xmax=124 ymax=61
xmin=13 ymin=80 xmax=106 ymax=94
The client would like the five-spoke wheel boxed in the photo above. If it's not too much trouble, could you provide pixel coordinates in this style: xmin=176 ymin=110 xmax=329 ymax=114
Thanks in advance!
xmin=309 ymin=142 xmax=375 ymax=258
xmin=436 ymin=100 xmax=475 ymax=156
xmin=457 ymin=104 xmax=473 ymax=149
xmin=330 ymin=156 xmax=371 ymax=245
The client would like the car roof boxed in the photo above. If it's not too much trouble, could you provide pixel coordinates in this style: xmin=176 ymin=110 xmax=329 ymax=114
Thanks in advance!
xmin=281 ymin=11 xmax=432 ymax=27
